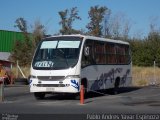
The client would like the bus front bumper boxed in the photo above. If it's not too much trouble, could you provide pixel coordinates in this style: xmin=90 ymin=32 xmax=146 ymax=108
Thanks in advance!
xmin=29 ymin=78 xmax=80 ymax=93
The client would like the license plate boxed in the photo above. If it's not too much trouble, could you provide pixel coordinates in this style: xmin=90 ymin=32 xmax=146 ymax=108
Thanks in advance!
xmin=46 ymin=87 xmax=55 ymax=91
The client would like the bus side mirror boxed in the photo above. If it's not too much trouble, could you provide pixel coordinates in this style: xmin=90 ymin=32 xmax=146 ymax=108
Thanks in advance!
xmin=84 ymin=46 xmax=90 ymax=57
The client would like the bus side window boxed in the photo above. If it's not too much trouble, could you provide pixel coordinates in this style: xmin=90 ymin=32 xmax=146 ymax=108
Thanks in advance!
xmin=94 ymin=42 xmax=105 ymax=64
xmin=116 ymin=45 xmax=130 ymax=64
xmin=106 ymin=43 xmax=116 ymax=64
xmin=81 ymin=40 xmax=95 ymax=67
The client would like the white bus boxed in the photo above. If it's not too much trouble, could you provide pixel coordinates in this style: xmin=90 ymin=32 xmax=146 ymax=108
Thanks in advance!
xmin=29 ymin=35 xmax=132 ymax=99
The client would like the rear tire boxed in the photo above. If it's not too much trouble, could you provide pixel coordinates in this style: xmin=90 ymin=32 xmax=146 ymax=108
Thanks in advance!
xmin=34 ymin=92 xmax=45 ymax=100
xmin=113 ymin=86 xmax=119 ymax=95
xmin=113 ymin=78 xmax=120 ymax=95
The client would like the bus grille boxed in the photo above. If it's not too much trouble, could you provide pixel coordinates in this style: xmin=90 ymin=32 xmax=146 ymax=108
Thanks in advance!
xmin=37 ymin=76 xmax=65 ymax=81
xmin=36 ymin=84 xmax=66 ymax=87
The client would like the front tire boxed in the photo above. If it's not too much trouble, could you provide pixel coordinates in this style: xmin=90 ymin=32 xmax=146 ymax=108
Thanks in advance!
xmin=75 ymin=80 xmax=88 ymax=100
xmin=34 ymin=92 xmax=45 ymax=100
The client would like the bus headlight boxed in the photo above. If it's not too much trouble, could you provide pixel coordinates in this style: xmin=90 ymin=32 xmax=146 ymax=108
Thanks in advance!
xmin=65 ymin=75 xmax=80 ymax=79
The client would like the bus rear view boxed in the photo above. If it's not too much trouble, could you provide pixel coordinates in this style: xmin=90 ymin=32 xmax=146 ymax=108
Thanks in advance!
xmin=30 ymin=36 xmax=83 ymax=99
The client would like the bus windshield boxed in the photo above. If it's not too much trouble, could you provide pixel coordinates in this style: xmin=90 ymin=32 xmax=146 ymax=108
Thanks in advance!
xmin=32 ymin=37 xmax=82 ymax=70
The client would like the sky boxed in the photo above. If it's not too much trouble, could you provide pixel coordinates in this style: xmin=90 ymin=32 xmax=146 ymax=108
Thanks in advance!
xmin=1 ymin=0 xmax=160 ymax=38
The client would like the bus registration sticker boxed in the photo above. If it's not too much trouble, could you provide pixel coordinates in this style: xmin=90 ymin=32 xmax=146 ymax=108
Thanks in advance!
xmin=35 ymin=61 xmax=54 ymax=67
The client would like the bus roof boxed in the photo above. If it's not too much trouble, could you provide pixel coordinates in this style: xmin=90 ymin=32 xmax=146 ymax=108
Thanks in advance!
xmin=45 ymin=34 xmax=129 ymax=45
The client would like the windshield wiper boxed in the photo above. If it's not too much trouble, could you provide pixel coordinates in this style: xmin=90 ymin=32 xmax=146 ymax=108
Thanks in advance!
xmin=58 ymin=49 xmax=69 ymax=67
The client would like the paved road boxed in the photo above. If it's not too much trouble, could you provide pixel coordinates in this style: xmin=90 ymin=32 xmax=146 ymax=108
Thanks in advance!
xmin=0 ymin=85 xmax=160 ymax=120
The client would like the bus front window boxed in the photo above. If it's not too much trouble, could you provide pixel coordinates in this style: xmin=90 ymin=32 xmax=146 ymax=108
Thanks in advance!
xmin=32 ymin=37 xmax=82 ymax=70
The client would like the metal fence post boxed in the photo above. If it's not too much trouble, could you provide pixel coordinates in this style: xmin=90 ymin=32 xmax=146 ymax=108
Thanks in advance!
xmin=0 ymin=78 xmax=4 ymax=102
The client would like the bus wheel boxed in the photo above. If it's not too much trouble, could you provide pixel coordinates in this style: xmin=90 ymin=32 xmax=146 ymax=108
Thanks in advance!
xmin=34 ymin=92 xmax=45 ymax=100
xmin=113 ymin=78 xmax=120 ymax=95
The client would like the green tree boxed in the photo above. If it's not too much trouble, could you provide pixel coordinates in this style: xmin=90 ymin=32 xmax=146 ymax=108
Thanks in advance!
xmin=129 ymin=39 xmax=143 ymax=66
xmin=11 ymin=18 xmax=45 ymax=66
xmin=59 ymin=7 xmax=81 ymax=35
xmin=147 ymin=31 xmax=160 ymax=66
xmin=31 ymin=20 xmax=46 ymax=53
xmin=12 ymin=18 xmax=32 ymax=66
xmin=14 ymin=18 xmax=27 ymax=33
xmin=129 ymin=30 xmax=160 ymax=67
xmin=86 ymin=5 xmax=108 ymax=37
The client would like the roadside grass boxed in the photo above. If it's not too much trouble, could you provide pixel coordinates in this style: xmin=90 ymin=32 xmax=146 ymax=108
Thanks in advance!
xmin=11 ymin=66 xmax=160 ymax=86
xmin=132 ymin=66 xmax=160 ymax=86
